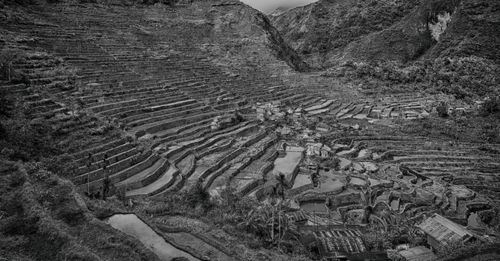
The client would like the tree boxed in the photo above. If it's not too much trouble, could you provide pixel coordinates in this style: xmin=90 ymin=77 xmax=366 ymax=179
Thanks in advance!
xmin=239 ymin=203 xmax=299 ymax=247
xmin=0 ymin=50 xmax=18 ymax=82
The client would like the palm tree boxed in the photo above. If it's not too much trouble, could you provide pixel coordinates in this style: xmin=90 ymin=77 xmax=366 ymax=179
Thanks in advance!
xmin=240 ymin=174 xmax=298 ymax=248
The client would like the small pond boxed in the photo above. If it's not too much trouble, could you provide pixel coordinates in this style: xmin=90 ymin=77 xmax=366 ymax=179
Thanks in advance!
xmin=273 ymin=146 xmax=304 ymax=180
xmin=107 ymin=214 xmax=200 ymax=261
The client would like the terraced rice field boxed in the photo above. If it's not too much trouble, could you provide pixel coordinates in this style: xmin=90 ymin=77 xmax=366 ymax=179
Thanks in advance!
xmin=1 ymin=2 xmax=498 ymax=260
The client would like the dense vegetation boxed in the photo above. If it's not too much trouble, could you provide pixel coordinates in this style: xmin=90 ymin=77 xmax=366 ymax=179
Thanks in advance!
xmin=1 ymin=0 xmax=499 ymax=260
xmin=142 ymin=186 xmax=311 ymax=259
xmin=324 ymin=56 xmax=500 ymax=98
xmin=272 ymin=0 xmax=500 ymax=99
xmin=0 ymin=161 xmax=161 ymax=261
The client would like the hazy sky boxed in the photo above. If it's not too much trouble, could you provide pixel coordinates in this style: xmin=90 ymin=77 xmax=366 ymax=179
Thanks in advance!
xmin=239 ymin=0 xmax=318 ymax=14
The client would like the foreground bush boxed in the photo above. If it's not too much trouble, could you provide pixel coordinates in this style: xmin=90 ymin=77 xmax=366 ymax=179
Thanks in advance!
xmin=436 ymin=240 xmax=500 ymax=260
xmin=147 ymin=187 xmax=308 ymax=256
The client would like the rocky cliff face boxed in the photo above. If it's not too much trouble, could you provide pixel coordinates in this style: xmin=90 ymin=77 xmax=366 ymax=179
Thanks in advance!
xmin=271 ymin=0 xmax=423 ymax=67
xmin=271 ymin=0 xmax=500 ymax=68
xmin=425 ymin=0 xmax=500 ymax=63
xmin=198 ymin=0 xmax=310 ymax=72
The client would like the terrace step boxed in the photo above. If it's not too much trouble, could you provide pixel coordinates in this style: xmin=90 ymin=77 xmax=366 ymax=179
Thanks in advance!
xmin=125 ymin=163 xmax=179 ymax=198
xmin=115 ymin=157 xmax=169 ymax=191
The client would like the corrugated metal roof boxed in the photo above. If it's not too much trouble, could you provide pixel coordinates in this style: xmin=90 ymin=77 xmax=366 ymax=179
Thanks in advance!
xmin=315 ymin=228 xmax=366 ymax=255
xmin=417 ymin=214 xmax=473 ymax=244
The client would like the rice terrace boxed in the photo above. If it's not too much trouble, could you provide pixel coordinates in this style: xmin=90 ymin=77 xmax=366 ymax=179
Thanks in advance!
xmin=0 ymin=0 xmax=499 ymax=260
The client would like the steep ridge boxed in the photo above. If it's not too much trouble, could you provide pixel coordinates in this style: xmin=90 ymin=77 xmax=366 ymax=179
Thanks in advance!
xmin=271 ymin=0 xmax=500 ymax=98
xmin=271 ymin=0 xmax=423 ymax=67
xmin=271 ymin=0 xmax=500 ymax=67
xmin=425 ymin=0 xmax=500 ymax=62
xmin=163 ymin=0 xmax=311 ymax=73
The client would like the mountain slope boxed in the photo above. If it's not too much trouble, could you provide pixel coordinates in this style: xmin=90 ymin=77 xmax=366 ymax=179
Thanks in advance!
xmin=425 ymin=0 xmax=500 ymax=62
xmin=197 ymin=0 xmax=311 ymax=72
xmin=0 ymin=161 xmax=160 ymax=261
xmin=271 ymin=0 xmax=423 ymax=67
xmin=271 ymin=0 xmax=500 ymax=68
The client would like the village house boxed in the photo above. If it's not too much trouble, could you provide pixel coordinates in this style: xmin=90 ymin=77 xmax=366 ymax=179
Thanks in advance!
xmin=306 ymin=142 xmax=333 ymax=158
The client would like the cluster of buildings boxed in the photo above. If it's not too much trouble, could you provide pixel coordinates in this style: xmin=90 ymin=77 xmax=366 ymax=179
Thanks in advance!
xmin=251 ymin=101 xmax=494 ymax=261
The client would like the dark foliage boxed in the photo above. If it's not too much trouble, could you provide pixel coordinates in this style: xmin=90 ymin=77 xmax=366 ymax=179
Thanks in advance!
xmin=0 ymin=90 xmax=14 ymax=118
xmin=327 ymin=56 xmax=500 ymax=99
xmin=0 ymin=113 xmax=60 ymax=162
xmin=480 ymin=96 xmax=500 ymax=116
xmin=142 ymin=0 xmax=178 ymax=6
xmin=436 ymin=102 xmax=449 ymax=118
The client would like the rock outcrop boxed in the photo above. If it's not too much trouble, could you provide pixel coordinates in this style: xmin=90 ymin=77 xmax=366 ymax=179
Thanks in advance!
xmin=271 ymin=0 xmax=500 ymax=68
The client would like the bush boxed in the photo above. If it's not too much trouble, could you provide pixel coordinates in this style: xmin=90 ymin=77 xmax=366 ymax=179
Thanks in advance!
xmin=40 ymin=154 xmax=78 ymax=178
xmin=142 ymin=0 xmax=178 ymax=6
xmin=436 ymin=102 xmax=449 ymax=117
xmin=436 ymin=240 xmax=498 ymax=259
xmin=321 ymin=157 xmax=340 ymax=170
xmin=0 ymin=90 xmax=14 ymax=117
xmin=480 ymin=96 xmax=500 ymax=116
xmin=0 ymin=122 xmax=5 ymax=139
xmin=190 ymin=181 xmax=209 ymax=201
xmin=363 ymin=229 xmax=393 ymax=251
xmin=1 ymin=116 xmax=60 ymax=161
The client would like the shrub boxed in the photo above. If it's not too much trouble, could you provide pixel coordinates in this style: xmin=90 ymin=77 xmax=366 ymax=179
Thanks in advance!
xmin=142 ymin=0 xmax=178 ymax=6
xmin=2 ymin=116 xmax=60 ymax=161
xmin=321 ymin=157 xmax=340 ymax=170
xmin=363 ymin=229 xmax=393 ymax=251
xmin=0 ymin=90 xmax=14 ymax=117
xmin=480 ymin=96 xmax=500 ymax=116
xmin=40 ymin=154 xmax=78 ymax=178
xmin=185 ymin=181 xmax=211 ymax=209
xmin=0 ymin=122 xmax=5 ymax=139
xmin=436 ymin=102 xmax=449 ymax=117
xmin=239 ymin=203 xmax=300 ymax=246
xmin=436 ymin=240 xmax=497 ymax=259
